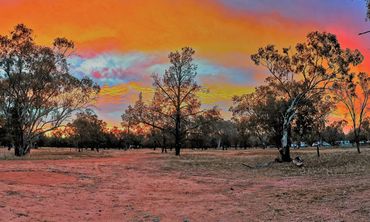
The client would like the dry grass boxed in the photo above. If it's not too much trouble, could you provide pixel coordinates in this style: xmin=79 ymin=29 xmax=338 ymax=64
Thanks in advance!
xmin=1 ymin=147 xmax=369 ymax=178
xmin=161 ymin=147 xmax=370 ymax=177
xmin=0 ymin=147 xmax=114 ymax=160
xmin=0 ymin=147 xmax=369 ymax=221
xmin=158 ymin=148 xmax=370 ymax=221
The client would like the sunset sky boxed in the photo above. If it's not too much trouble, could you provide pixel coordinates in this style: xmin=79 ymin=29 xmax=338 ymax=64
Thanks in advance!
xmin=1 ymin=0 xmax=369 ymax=126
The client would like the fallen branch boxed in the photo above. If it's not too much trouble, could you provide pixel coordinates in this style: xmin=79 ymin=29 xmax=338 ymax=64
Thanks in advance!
xmin=242 ymin=163 xmax=254 ymax=168
xmin=243 ymin=156 xmax=304 ymax=169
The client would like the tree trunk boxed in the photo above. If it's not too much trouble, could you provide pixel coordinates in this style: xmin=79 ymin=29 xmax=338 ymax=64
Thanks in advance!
xmin=356 ymin=139 xmax=361 ymax=154
xmin=279 ymin=98 xmax=299 ymax=162
xmin=356 ymin=142 xmax=361 ymax=153
xmin=12 ymin=105 xmax=31 ymax=157
xmin=175 ymin=143 xmax=180 ymax=155
xmin=14 ymin=144 xmax=30 ymax=156
xmin=14 ymin=146 xmax=24 ymax=156
xmin=162 ymin=136 xmax=167 ymax=153
xmin=356 ymin=141 xmax=361 ymax=153
xmin=175 ymin=111 xmax=181 ymax=156
xmin=217 ymin=138 xmax=221 ymax=149
xmin=280 ymin=120 xmax=292 ymax=162
xmin=14 ymin=131 xmax=30 ymax=157
xmin=355 ymin=129 xmax=361 ymax=153
xmin=316 ymin=145 xmax=320 ymax=157
xmin=14 ymin=130 xmax=24 ymax=156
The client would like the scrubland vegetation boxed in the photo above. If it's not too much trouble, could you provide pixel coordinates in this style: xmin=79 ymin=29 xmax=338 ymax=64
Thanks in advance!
xmin=1 ymin=2 xmax=370 ymax=221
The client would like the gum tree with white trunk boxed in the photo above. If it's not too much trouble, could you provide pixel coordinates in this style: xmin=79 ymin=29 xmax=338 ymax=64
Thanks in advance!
xmin=251 ymin=31 xmax=364 ymax=161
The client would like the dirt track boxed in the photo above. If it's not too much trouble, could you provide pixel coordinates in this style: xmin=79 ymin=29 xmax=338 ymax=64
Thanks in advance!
xmin=0 ymin=148 xmax=369 ymax=221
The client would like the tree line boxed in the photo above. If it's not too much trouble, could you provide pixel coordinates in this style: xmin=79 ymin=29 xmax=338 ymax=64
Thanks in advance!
xmin=121 ymin=32 xmax=370 ymax=161
xmin=0 ymin=24 xmax=369 ymax=161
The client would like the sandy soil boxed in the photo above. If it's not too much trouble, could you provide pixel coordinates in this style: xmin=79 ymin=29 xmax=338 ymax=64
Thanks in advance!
xmin=0 ymin=148 xmax=369 ymax=222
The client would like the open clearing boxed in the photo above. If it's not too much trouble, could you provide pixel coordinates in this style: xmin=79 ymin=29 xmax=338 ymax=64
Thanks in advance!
xmin=0 ymin=147 xmax=369 ymax=222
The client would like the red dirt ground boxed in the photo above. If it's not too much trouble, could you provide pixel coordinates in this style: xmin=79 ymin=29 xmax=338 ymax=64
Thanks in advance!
xmin=0 ymin=148 xmax=369 ymax=221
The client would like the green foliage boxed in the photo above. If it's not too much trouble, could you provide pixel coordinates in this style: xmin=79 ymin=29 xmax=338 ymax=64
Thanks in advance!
xmin=249 ymin=31 xmax=365 ymax=160
xmin=122 ymin=47 xmax=219 ymax=155
xmin=67 ymin=110 xmax=107 ymax=149
xmin=0 ymin=24 xmax=99 ymax=156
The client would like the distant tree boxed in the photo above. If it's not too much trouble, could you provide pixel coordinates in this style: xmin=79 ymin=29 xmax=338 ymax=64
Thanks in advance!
xmin=232 ymin=118 xmax=251 ymax=149
xmin=0 ymin=24 xmax=99 ymax=156
xmin=122 ymin=93 xmax=163 ymax=149
xmin=68 ymin=110 xmax=107 ymax=151
xmin=107 ymin=126 xmax=125 ymax=149
xmin=45 ymin=127 xmax=74 ymax=148
xmin=251 ymin=31 xmax=363 ymax=161
xmin=321 ymin=120 xmax=347 ymax=145
xmin=123 ymin=47 xmax=214 ymax=155
xmin=214 ymin=120 xmax=238 ymax=149
xmin=188 ymin=108 xmax=223 ymax=149
xmin=231 ymin=85 xmax=285 ymax=148
xmin=332 ymin=72 xmax=370 ymax=153
xmin=151 ymin=47 xmax=203 ymax=155
xmin=360 ymin=117 xmax=370 ymax=140
xmin=121 ymin=101 xmax=137 ymax=137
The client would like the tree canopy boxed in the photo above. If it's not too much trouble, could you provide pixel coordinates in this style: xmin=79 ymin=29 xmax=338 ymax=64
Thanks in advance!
xmin=250 ymin=31 xmax=364 ymax=161
xmin=0 ymin=24 xmax=100 ymax=156
xmin=122 ymin=47 xmax=220 ymax=155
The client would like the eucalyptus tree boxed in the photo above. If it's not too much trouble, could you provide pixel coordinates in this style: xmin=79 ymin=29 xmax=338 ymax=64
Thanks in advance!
xmin=0 ymin=24 xmax=99 ymax=156
xmin=68 ymin=110 xmax=107 ymax=151
xmin=251 ymin=31 xmax=363 ymax=161
xmin=123 ymin=47 xmax=215 ymax=155
xmin=332 ymin=72 xmax=370 ymax=153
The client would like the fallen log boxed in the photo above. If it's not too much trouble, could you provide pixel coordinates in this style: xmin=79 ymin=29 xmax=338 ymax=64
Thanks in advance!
xmin=243 ymin=156 xmax=304 ymax=169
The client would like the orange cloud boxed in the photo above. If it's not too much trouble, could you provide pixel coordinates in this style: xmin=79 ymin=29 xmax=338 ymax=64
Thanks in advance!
xmin=95 ymin=82 xmax=153 ymax=108
xmin=0 ymin=0 xmax=316 ymax=58
xmin=2 ymin=0 xmax=369 ymax=126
